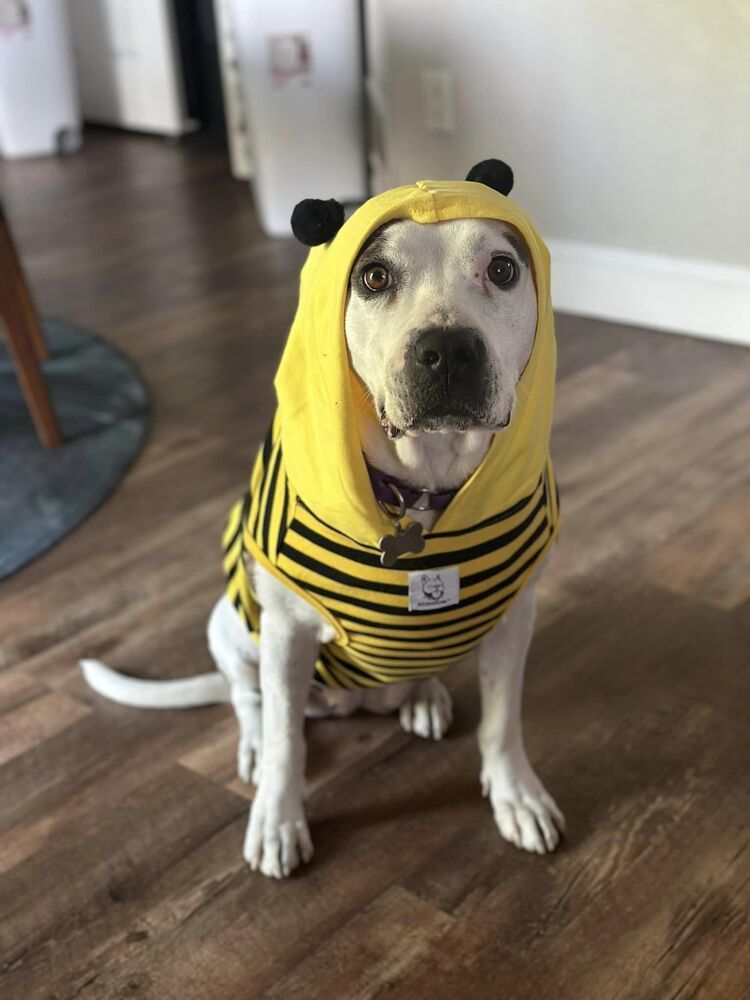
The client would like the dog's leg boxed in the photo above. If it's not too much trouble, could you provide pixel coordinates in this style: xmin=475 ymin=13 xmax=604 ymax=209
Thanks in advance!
xmin=233 ymin=686 xmax=263 ymax=786
xmin=477 ymin=584 xmax=565 ymax=854
xmin=245 ymin=610 xmax=317 ymax=877
xmin=399 ymin=677 xmax=453 ymax=739
xmin=244 ymin=566 xmax=326 ymax=878
xmin=355 ymin=674 xmax=453 ymax=737
xmin=207 ymin=595 xmax=262 ymax=784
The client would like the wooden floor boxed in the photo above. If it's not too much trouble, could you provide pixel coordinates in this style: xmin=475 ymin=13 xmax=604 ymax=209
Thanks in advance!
xmin=1 ymin=130 xmax=749 ymax=1000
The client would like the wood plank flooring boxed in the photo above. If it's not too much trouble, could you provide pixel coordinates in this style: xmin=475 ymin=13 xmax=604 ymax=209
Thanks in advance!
xmin=1 ymin=129 xmax=749 ymax=999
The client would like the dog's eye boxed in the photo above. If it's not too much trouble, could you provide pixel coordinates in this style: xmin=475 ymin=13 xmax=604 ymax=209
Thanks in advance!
xmin=363 ymin=265 xmax=392 ymax=292
xmin=487 ymin=256 xmax=515 ymax=286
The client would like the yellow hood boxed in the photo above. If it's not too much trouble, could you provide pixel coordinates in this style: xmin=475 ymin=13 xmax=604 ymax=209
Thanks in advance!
xmin=275 ymin=178 xmax=556 ymax=546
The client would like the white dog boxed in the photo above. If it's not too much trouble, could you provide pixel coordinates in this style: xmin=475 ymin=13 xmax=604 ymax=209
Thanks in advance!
xmin=83 ymin=164 xmax=565 ymax=879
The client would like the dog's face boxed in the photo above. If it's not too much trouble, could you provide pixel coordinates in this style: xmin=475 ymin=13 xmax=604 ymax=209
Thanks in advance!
xmin=421 ymin=573 xmax=445 ymax=600
xmin=345 ymin=218 xmax=537 ymax=437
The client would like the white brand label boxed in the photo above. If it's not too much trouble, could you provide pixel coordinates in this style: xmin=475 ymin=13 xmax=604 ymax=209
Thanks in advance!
xmin=408 ymin=566 xmax=460 ymax=612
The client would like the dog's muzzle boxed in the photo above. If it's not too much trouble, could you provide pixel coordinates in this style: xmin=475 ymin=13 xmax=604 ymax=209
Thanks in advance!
xmin=397 ymin=326 xmax=493 ymax=428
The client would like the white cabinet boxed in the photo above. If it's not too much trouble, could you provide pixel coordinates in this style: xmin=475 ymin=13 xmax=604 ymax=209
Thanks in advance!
xmin=0 ymin=0 xmax=81 ymax=159
xmin=230 ymin=0 xmax=366 ymax=237
xmin=66 ymin=0 xmax=189 ymax=136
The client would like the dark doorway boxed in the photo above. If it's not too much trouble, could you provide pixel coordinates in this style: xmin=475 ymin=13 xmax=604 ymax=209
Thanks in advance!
xmin=173 ymin=0 xmax=227 ymax=141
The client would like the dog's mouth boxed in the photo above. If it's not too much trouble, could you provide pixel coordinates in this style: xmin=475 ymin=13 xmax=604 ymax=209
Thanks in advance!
xmin=379 ymin=407 xmax=405 ymax=440
xmin=379 ymin=354 xmax=510 ymax=437
xmin=379 ymin=403 xmax=509 ymax=438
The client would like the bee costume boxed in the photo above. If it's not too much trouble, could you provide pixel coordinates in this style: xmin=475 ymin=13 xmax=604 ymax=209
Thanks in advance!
xmin=223 ymin=160 xmax=560 ymax=690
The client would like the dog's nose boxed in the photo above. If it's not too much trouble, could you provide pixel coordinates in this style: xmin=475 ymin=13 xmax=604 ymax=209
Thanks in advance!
xmin=413 ymin=327 xmax=486 ymax=381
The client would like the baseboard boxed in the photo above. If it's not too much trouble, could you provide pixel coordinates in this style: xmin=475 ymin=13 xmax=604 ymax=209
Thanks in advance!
xmin=545 ymin=238 xmax=750 ymax=347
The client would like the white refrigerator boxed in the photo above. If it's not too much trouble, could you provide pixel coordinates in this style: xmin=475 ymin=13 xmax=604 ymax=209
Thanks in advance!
xmin=0 ymin=0 xmax=81 ymax=158
xmin=230 ymin=0 xmax=367 ymax=237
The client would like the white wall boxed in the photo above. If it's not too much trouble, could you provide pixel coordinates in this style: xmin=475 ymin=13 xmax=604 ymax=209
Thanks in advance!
xmin=365 ymin=0 xmax=750 ymax=344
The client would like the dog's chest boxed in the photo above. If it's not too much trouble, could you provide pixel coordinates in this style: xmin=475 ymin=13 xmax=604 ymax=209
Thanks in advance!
xmin=223 ymin=441 xmax=559 ymax=690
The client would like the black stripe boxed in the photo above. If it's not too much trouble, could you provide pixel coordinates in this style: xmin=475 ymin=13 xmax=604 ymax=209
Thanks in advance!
xmin=326 ymin=581 xmax=519 ymax=628
xmin=261 ymin=424 xmax=274 ymax=469
xmin=277 ymin=478 xmax=289 ymax=556
xmin=297 ymin=472 xmax=542 ymax=548
xmin=297 ymin=498 xmax=382 ymax=552
xmin=240 ymin=490 xmax=251 ymax=536
xmin=350 ymin=614 xmax=499 ymax=648
xmin=339 ymin=588 xmax=516 ymax=634
xmin=349 ymin=662 xmax=440 ymax=680
xmin=347 ymin=610 xmax=507 ymax=642
xmin=392 ymin=493 xmax=546 ymax=570
xmin=459 ymin=517 xmax=549 ymax=588
xmin=225 ymin=533 xmax=244 ymax=585
xmin=222 ymin=520 xmax=242 ymax=556
xmin=349 ymin=625 xmax=495 ymax=661
xmin=314 ymin=657 xmax=340 ymax=688
xmin=222 ymin=492 xmax=251 ymax=555
xmin=320 ymin=647 xmax=378 ymax=685
xmin=260 ymin=445 xmax=283 ymax=555
xmin=428 ymin=477 xmax=542 ymax=537
xmin=285 ymin=532 xmax=543 ymax=624
xmin=292 ymin=518 xmax=383 ymax=568
xmin=251 ymin=425 xmax=275 ymax=538
xmin=344 ymin=542 xmax=538 ymax=636
xmin=281 ymin=542 xmax=405 ymax=594
xmin=312 ymin=666 xmax=330 ymax=687
xmin=285 ymin=491 xmax=546 ymax=583
xmin=294 ymin=481 xmax=543 ymax=573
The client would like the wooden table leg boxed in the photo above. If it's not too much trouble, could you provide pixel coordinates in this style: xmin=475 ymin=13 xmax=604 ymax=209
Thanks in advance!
xmin=13 ymin=259 xmax=50 ymax=362
xmin=0 ymin=204 xmax=50 ymax=361
xmin=1 ymin=304 xmax=63 ymax=448
xmin=0 ymin=208 xmax=62 ymax=449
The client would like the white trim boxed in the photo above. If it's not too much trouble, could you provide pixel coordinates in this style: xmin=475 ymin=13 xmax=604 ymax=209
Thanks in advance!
xmin=546 ymin=239 xmax=750 ymax=347
xmin=214 ymin=0 xmax=253 ymax=180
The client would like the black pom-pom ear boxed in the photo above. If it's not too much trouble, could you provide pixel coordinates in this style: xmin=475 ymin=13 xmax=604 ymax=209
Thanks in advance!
xmin=290 ymin=198 xmax=345 ymax=246
xmin=466 ymin=159 xmax=514 ymax=196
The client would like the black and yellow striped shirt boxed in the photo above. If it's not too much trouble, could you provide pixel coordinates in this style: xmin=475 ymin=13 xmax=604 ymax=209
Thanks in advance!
xmin=223 ymin=421 xmax=560 ymax=689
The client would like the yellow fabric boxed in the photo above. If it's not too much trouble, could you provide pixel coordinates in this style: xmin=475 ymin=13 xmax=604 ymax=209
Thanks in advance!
xmin=223 ymin=425 xmax=559 ymax=688
xmin=223 ymin=177 xmax=560 ymax=688
xmin=273 ymin=179 xmax=556 ymax=545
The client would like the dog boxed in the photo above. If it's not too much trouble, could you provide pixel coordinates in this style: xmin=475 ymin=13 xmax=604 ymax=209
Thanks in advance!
xmin=82 ymin=161 xmax=565 ymax=879
xmin=421 ymin=573 xmax=445 ymax=602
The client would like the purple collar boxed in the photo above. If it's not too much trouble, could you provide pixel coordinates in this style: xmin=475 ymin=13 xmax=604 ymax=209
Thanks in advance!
xmin=365 ymin=461 xmax=457 ymax=512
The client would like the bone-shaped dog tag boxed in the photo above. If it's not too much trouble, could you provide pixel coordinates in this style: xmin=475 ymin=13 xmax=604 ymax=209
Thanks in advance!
xmin=378 ymin=521 xmax=425 ymax=567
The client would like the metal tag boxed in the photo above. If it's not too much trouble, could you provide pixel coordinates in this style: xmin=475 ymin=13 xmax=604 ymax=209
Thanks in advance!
xmin=376 ymin=480 xmax=426 ymax=566
xmin=378 ymin=521 xmax=425 ymax=567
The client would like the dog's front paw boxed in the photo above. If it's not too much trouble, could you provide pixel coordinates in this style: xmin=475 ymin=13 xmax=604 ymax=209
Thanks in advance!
xmin=244 ymin=784 xmax=313 ymax=878
xmin=481 ymin=752 xmax=565 ymax=855
xmin=399 ymin=677 xmax=453 ymax=740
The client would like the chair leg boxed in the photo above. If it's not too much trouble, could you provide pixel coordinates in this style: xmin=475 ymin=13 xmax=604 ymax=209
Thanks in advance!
xmin=15 ymin=269 xmax=49 ymax=361
xmin=0 ymin=206 xmax=50 ymax=361
xmin=1 ymin=296 xmax=62 ymax=449
xmin=0 ymin=204 xmax=61 ymax=447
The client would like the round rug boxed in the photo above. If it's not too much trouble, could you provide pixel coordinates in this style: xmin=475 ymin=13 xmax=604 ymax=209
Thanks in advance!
xmin=0 ymin=318 xmax=149 ymax=580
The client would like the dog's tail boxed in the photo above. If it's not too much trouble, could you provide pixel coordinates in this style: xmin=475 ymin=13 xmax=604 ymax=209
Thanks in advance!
xmin=79 ymin=659 xmax=231 ymax=709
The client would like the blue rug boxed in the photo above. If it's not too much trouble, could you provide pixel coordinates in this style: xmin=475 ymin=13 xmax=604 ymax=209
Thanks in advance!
xmin=0 ymin=318 xmax=149 ymax=580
